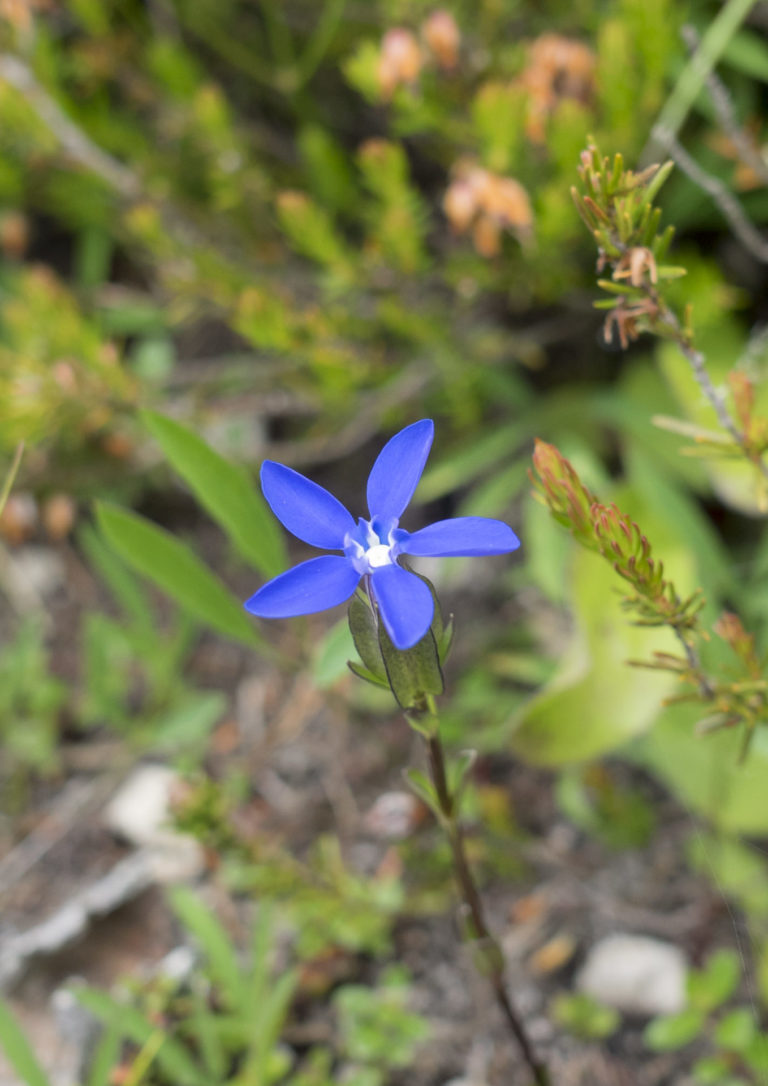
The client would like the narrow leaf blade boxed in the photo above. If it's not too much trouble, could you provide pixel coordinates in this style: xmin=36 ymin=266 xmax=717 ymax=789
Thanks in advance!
xmin=95 ymin=502 xmax=259 ymax=647
xmin=0 ymin=1001 xmax=50 ymax=1086
xmin=143 ymin=411 xmax=285 ymax=578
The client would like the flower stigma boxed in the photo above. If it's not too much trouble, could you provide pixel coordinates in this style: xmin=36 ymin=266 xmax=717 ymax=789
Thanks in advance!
xmin=344 ymin=516 xmax=400 ymax=574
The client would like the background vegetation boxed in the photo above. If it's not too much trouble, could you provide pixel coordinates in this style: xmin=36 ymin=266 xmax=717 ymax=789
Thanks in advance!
xmin=2 ymin=0 xmax=768 ymax=1082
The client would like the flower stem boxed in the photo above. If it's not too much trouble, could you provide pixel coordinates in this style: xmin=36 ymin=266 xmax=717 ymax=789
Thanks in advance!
xmin=422 ymin=721 xmax=550 ymax=1086
xmin=0 ymin=442 xmax=24 ymax=519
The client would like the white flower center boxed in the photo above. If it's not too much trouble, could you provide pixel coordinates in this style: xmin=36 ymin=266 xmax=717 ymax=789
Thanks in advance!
xmin=365 ymin=543 xmax=393 ymax=569
xmin=343 ymin=517 xmax=401 ymax=575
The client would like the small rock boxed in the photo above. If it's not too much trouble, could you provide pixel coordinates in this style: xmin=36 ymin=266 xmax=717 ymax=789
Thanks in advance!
xmin=105 ymin=765 xmax=185 ymax=848
xmin=6 ymin=545 xmax=65 ymax=601
xmin=576 ymin=933 xmax=687 ymax=1016
xmin=153 ymin=945 xmax=196 ymax=984
xmin=364 ymin=791 xmax=425 ymax=840
xmin=42 ymin=494 xmax=76 ymax=541
xmin=105 ymin=767 xmax=205 ymax=882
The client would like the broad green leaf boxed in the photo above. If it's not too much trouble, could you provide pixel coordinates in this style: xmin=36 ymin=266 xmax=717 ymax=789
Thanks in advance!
xmin=512 ymin=477 xmax=700 ymax=765
xmin=143 ymin=411 xmax=285 ymax=578
xmin=95 ymin=502 xmax=259 ymax=647
xmin=0 ymin=1001 xmax=50 ymax=1086
xmin=509 ymin=546 xmax=679 ymax=765
xmin=643 ymin=706 xmax=768 ymax=834
xmin=657 ymin=320 xmax=765 ymax=515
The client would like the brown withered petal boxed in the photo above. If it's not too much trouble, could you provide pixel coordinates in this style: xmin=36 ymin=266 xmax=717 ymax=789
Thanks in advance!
xmin=422 ymin=9 xmax=461 ymax=70
xmin=472 ymin=214 xmax=501 ymax=257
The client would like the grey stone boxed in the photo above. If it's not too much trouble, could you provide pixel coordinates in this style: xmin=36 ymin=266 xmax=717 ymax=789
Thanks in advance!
xmin=576 ymin=933 xmax=687 ymax=1016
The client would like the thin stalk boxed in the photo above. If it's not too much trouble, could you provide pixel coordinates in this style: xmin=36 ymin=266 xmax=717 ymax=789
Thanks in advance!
xmin=672 ymin=626 xmax=715 ymax=700
xmin=421 ymin=707 xmax=550 ymax=1086
xmin=295 ymin=0 xmax=347 ymax=87
xmin=656 ymin=303 xmax=768 ymax=486
xmin=0 ymin=442 xmax=24 ymax=518
xmin=643 ymin=0 xmax=757 ymax=164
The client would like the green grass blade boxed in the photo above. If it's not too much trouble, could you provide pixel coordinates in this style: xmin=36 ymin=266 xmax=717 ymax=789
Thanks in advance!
xmin=95 ymin=501 xmax=260 ymax=647
xmin=0 ymin=1001 xmax=50 ymax=1086
xmin=143 ymin=411 xmax=285 ymax=578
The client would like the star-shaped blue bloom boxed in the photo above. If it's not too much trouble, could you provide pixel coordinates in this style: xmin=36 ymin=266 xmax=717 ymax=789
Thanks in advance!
xmin=245 ymin=419 xmax=521 ymax=650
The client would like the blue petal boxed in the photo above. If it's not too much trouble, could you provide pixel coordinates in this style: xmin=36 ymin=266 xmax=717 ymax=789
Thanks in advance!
xmin=371 ymin=564 xmax=434 ymax=650
xmin=399 ymin=517 xmax=521 ymax=557
xmin=261 ymin=461 xmax=355 ymax=549
xmin=366 ymin=419 xmax=434 ymax=522
xmin=245 ymin=556 xmax=360 ymax=618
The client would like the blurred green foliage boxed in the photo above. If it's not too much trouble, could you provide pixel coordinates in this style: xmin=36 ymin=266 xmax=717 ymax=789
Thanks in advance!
xmin=3 ymin=0 xmax=768 ymax=1078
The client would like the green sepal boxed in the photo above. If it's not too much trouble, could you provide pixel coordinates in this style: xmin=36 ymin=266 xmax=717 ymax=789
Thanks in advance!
xmin=348 ymin=590 xmax=387 ymax=683
xmin=347 ymin=659 xmax=390 ymax=688
xmin=437 ymin=615 xmax=454 ymax=666
xmin=416 ymin=570 xmax=444 ymax=645
xmin=378 ymin=618 xmax=444 ymax=712
xmin=403 ymin=768 xmax=440 ymax=818
xmin=348 ymin=572 xmax=447 ymax=710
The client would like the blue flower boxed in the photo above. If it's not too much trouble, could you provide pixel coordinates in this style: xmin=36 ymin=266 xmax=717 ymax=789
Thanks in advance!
xmin=245 ymin=419 xmax=521 ymax=650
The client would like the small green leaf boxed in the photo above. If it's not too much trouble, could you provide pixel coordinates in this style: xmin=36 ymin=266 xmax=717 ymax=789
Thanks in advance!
xmin=348 ymin=660 xmax=390 ymax=688
xmin=714 ymin=1008 xmax=756 ymax=1053
xmin=0 ymin=1001 xmax=50 ymax=1086
xmin=143 ymin=411 xmax=285 ymax=578
xmin=550 ymin=992 xmax=620 ymax=1041
xmin=744 ymin=1032 xmax=768 ymax=1073
xmin=692 ymin=1056 xmax=732 ymax=1084
xmin=403 ymin=768 xmax=439 ymax=816
xmin=95 ymin=502 xmax=259 ymax=647
xmin=688 ymin=948 xmax=740 ymax=1012
xmin=644 ymin=1008 xmax=704 ymax=1051
xmin=437 ymin=615 xmax=454 ymax=666
xmin=447 ymin=750 xmax=476 ymax=799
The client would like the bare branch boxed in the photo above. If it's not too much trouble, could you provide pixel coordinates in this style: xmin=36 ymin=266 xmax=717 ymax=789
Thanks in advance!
xmin=660 ymin=132 xmax=768 ymax=264
xmin=682 ymin=24 xmax=768 ymax=189
xmin=0 ymin=54 xmax=140 ymax=198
